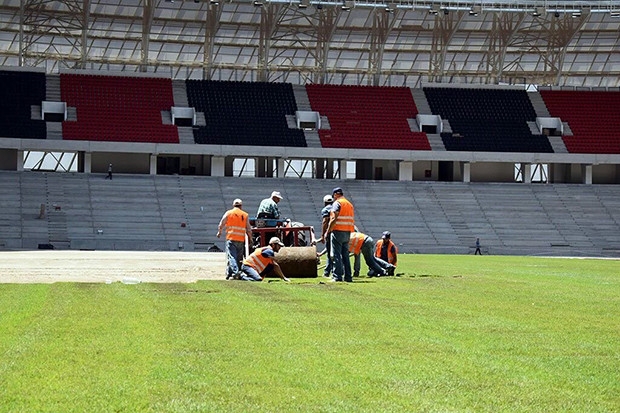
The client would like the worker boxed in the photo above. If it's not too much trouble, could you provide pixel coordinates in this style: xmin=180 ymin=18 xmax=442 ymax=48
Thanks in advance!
xmin=256 ymin=191 xmax=283 ymax=220
xmin=105 ymin=163 xmax=113 ymax=180
xmin=326 ymin=187 xmax=355 ymax=282
xmin=350 ymin=231 xmax=396 ymax=278
xmin=374 ymin=231 xmax=397 ymax=275
xmin=216 ymin=198 xmax=252 ymax=280
xmin=238 ymin=236 xmax=290 ymax=282
xmin=315 ymin=194 xmax=334 ymax=278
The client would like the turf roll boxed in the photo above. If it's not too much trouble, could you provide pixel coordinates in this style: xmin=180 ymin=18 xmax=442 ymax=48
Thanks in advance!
xmin=273 ymin=246 xmax=318 ymax=278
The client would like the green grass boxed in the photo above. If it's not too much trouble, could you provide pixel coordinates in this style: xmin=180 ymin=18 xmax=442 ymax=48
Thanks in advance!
xmin=1 ymin=255 xmax=619 ymax=412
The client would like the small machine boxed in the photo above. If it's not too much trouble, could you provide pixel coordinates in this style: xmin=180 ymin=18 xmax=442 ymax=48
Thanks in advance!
xmin=249 ymin=217 xmax=318 ymax=278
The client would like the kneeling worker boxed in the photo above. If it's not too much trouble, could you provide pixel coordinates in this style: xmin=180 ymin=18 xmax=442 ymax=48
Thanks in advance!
xmin=239 ymin=237 xmax=290 ymax=282
xmin=350 ymin=231 xmax=396 ymax=277
xmin=375 ymin=231 xmax=397 ymax=275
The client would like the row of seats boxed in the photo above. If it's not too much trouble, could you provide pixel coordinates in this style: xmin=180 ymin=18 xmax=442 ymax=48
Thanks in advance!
xmin=540 ymin=90 xmax=620 ymax=154
xmin=424 ymin=87 xmax=553 ymax=153
xmin=306 ymin=84 xmax=431 ymax=151
xmin=0 ymin=70 xmax=46 ymax=139
xmin=60 ymin=74 xmax=179 ymax=144
xmin=1 ymin=69 xmax=618 ymax=154
xmin=187 ymin=80 xmax=306 ymax=147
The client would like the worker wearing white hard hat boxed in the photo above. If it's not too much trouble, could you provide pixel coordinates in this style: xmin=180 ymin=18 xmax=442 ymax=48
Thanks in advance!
xmin=256 ymin=190 xmax=283 ymax=220
xmin=238 ymin=237 xmax=290 ymax=282
xmin=315 ymin=194 xmax=335 ymax=278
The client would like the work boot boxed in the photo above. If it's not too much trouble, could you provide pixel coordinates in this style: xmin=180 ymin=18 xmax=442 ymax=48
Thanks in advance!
xmin=387 ymin=266 xmax=396 ymax=276
xmin=353 ymin=271 xmax=359 ymax=277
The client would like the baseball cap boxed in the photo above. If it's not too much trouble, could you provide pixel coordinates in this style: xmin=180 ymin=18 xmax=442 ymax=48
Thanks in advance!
xmin=332 ymin=187 xmax=343 ymax=195
xmin=233 ymin=198 xmax=242 ymax=207
xmin=382 ymin=231 xmax=391 ymax=239
xmin=269 ymin=236 xmax=285 ymax=247
xmin=271 ymin=191 xmax=283 ymax=199
xmin=323 ymin=195 xmax=334 ymax=203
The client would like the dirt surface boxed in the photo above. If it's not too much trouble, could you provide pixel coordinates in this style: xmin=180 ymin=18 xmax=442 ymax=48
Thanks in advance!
xmin=0 ymin=250 xmax=227 ymax=284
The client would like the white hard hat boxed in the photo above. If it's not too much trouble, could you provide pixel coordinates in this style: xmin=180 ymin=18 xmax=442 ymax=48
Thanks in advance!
xmin=271 ymin=191 xmax=283 ymax=199
xmin=269 ymin=237 xmax=285 ymax=246
xmin=323 ymin=195 xmax=334 ymax=203
xmin=233 ymin=198 xmax=242 ymax=207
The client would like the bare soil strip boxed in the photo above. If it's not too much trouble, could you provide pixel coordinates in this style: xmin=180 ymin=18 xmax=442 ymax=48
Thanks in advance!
xmin=0 ymin=251 xmax=226 ymax=284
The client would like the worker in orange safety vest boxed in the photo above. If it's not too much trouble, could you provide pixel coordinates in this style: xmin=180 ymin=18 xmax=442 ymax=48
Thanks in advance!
xmin=349 ymin=231 xmax=396 ymax=277
xmin=238 ymin=237 xmax=290 ymax=282
xmin=217 ymin=198 xmax=252 ymax=279
xmin=326 ymin=187 xmax=355 ymax=282
xmin=374 ymin=231 xmax=397 ymax=275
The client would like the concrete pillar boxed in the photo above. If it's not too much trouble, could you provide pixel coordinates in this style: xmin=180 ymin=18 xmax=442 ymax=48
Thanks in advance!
xmin=256 ymin=157 xmax=267 ymax=177
xmin=316 ymin=158 xmax=325 ymax=179
xmin=224 ymin=157 xmax=234 ymax=176
xmin=339 ymin=160 xmax=349 ymax=179
xmin=277 ymin=158 xmax=286 ymax=178
xmin=212 ymin=156 xmax=225 ymax=177
xmin=16 ymin=150 xmax=24 ymax=172
xmin=582 ymin=164 xmax=592 ymax=184
xmin=84 ymin=152 xmax=92 ymax=173
xmin=266 ymin=157 xmax=274 ymax=177
xmin=150 ymin=154 xmax=157 ymax=175
xmin=399 ymin=161 xmax=413 ymax=181
xmin=326 ymin=159 xmax=334 ymax=179
xmin=523 ymin=163 xmax=532 ymax=184
xmin=460 ymin=162 xmax=471 ymax=183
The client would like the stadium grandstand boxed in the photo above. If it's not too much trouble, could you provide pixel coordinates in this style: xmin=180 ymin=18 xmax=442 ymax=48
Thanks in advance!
xmin=0 ymin=0 xmax=619 ymax=257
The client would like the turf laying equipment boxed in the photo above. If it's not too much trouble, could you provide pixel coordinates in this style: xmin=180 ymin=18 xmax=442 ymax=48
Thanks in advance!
xmin=250 ymin=217 xmax=317 ymax=278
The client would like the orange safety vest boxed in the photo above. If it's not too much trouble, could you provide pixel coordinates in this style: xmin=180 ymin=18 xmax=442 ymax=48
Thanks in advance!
xmin=375 ymin=239 xmax=397 ymax=265
xmin=333 ymin=197 xmax=355 ymax=232
xmin=242 ymin=247 xmax=274 ymax=273
xmin=225 ymin=207 xmax=249 ymax=242
xmin=348 ymin=232 xmax=366 ymax=255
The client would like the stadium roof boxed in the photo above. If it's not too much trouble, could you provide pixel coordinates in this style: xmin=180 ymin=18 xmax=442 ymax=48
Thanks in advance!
xmin=1 ymin=0 xmax=619 ymax=87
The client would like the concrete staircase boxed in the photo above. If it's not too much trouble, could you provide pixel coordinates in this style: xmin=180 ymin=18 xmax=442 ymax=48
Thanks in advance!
xmin=45 ymin=173 xmax=71 ymax=249
xmin=172 ymin=80 xmax=189 ymax=106
xmin=292 ymin=85 xmax=322 ymax=148
xmin=529 ymin=92 xmax=568 ymax=153
xmin=528 ymin=92 xmax=551 ymax=117
xmin=45 ymin=74 xmax=62 ymax=101
xmin=410 ymin=88 xmax=432 ymax=114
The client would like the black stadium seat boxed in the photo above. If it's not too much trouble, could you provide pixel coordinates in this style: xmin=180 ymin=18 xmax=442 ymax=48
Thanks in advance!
xmin=186 ymin=80 xmax=306 ymax=147
xmin=424 ymin=87 xmax=553 ymax=153
xmin=0 ymin=70 xmax=46 ymax=139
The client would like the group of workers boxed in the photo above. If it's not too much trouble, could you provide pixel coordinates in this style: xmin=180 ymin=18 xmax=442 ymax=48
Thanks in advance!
xmin=216 ymin=194 xmax=289 ymax=282
xmin=316 ymin=189 xmax=397 ymax=281
xmin=216 ymin=187 xmax=397 ymax=282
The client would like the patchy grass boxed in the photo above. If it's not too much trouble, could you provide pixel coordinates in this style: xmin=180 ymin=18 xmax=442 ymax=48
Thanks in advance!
xmin=1 ymin=255 xmax=619 ymax=412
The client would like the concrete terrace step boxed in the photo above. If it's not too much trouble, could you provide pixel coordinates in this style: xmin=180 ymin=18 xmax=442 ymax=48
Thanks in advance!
xmin=1 ymin=171 xmax=620 ymax=255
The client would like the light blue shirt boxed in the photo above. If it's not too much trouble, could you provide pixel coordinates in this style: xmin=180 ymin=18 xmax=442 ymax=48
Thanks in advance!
xmin=256 ymin=198 xmax=280 ymax=219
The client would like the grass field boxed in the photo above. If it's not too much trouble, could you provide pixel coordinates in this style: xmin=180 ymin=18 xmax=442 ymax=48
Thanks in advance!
xmin=1 ymin=254 xmax=619 ymax=412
